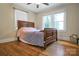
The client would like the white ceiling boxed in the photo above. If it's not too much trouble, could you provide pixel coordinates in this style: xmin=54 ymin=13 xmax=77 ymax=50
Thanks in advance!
xmin=25 ymin=3 xmax=56 ymax=13
xmin=13 ymin=3 xmax=68 ymax=13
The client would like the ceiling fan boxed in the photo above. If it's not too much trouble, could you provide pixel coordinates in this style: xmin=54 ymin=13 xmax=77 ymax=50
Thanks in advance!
xmin=26 ymin=3 xmax=49 ymax=8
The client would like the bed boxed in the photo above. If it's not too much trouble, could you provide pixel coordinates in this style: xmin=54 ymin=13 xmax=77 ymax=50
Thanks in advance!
xmin=17 ymin=20 xmax=57 ymax=47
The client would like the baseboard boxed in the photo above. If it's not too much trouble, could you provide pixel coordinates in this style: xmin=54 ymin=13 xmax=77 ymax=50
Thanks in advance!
xmin=58 ymin=35 xmax=70 ymax=41
xmin=0 ymin=37 xmax=17 ymax=43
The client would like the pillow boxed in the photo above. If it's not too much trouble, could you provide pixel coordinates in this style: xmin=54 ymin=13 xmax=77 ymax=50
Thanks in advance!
xmin=19 ymin=27 xmax=39 ymax=32
xmin=17 ymin=27 xmax=37 ymax=37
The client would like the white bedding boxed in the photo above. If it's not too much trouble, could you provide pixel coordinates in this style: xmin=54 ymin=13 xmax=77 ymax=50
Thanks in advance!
xmin=17 ymin=27 xmax=44 ymax=47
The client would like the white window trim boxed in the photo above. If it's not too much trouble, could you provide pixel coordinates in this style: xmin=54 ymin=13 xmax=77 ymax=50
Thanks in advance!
xmin=42 ymin=15 xmax=52 ymax=29
xmin=14 ymin=8 xmax=28 ymax=30
xmin=42 ymin=10 xmax=66 ymax=32
xmin=53 ymin=11 xmax=66 ymax=32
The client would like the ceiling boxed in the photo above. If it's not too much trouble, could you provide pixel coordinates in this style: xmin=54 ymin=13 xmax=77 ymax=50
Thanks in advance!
xmin=13 ymin=3 xmax=68 ymax=13
xmin=25 ymin=3 xmax=56 ymax=13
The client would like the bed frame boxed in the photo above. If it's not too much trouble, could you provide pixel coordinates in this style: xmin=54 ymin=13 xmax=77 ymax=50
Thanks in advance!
xmin=17 ymin=20 xmax=57 ymax=48
xmin=17 ymin=20 xmax=35 ymax=29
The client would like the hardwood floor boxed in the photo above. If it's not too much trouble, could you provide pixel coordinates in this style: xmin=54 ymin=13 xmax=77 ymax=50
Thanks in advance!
xmin=0 ymin=40 xmax=79 ymax=56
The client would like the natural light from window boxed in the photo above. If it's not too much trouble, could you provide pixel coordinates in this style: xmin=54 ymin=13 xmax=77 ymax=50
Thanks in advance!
xmin=43 ymin=15 xmax=52 ymax=29
xmin=54 ymin=12 xmax=64 ymax=30
xmin=43 ymin=12 xmax=65 ymax=30
xmin=15 ymin=9 xmax=28 ymax=29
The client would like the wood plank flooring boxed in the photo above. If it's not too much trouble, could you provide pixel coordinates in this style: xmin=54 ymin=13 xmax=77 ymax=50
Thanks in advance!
xmin=0 ymin=40 xmax=79 ymax=56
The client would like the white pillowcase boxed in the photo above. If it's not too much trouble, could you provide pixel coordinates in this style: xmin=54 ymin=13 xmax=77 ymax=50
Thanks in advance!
xmin=20 ymin=27 xmax=39 ymax=32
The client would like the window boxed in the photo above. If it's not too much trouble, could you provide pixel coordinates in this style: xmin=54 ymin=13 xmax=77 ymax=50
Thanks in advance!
xmin=54 ymin=12 xmax=65 ymax=30
xmin=42 ymin=15 xmax=52 ymax=29
xmin=15 ymin=9 xmax=28 ymax=29
xmin=42 ymin=12 xmax=65 ymax=30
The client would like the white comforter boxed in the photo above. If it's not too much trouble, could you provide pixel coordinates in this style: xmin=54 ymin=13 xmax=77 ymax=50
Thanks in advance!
xmin=17 ymin=27 xmax=44 ymax=47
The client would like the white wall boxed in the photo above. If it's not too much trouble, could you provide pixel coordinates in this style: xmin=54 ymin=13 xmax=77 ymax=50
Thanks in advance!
xmin=0 ymin=3 xmax=36 ymax=43
xmin=0 ymin=4 xmax=15 ymax=37
xmin=77 ymin=4 xmax=79 ymax=35
xmin=35 ymin=4 xmax=79 ymax=40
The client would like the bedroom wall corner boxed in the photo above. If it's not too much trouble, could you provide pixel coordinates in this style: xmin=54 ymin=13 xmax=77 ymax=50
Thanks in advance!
xmin=0 ymin=3 xmax=17 ymax=43
xmin=0 ymin=3 xmax=36 ymax=43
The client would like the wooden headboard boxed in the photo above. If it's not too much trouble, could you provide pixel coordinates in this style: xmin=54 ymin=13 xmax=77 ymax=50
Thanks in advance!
xmin=17 ymin=20 xmax=35 ymax=29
